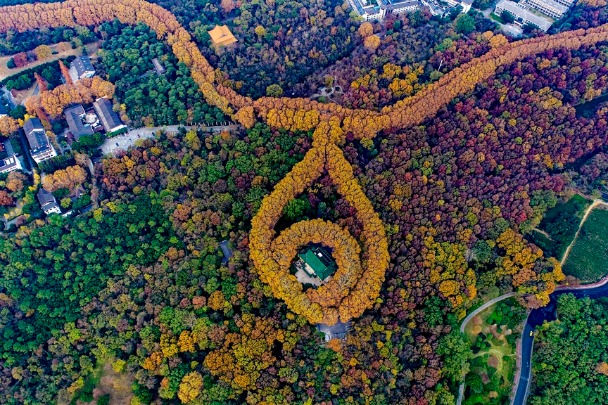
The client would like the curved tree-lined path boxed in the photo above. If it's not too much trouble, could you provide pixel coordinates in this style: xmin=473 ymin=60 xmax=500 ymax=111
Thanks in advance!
xmin=5 ymin=0 xmax=608 ymax=322
xmin=3 ymin=0 xmax=608 ymax=137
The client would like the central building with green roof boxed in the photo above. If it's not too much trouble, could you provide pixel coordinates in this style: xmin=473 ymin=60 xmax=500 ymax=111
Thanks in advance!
xmin=298 ymin=246 xmax=337 ymax=282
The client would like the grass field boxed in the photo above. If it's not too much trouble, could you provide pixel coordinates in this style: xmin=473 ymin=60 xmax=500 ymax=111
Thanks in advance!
xmin=563 ymin=207 xmax=608 ymax=283
xmin=463 ymin=299 xmax=526 ymax=405
xmin=528 ymin=194 xmax=591 ymax=260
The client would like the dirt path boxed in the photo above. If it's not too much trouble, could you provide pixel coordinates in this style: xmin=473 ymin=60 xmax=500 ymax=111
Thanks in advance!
xmin=532 ymin=227 xmax=552 ymax=240
xmin=560 ymin=199 xmax=608 ymax=266
xmin=0 ymin=41 xmax=100 ymax=81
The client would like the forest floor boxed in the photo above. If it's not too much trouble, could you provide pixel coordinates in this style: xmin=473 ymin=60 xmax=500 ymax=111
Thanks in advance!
xmin=0 ymin=41 xmax=100 ymax=81
xmin=563 ymin=203 xmax=608 ymax=282
xmin=93 ymin=362 xmax=134 ymax=405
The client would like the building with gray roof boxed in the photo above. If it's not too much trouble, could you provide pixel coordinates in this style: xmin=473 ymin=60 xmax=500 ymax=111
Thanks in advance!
xmin=64 ymin=104 xmax=95 ymax=140
xmin=93 ymin=98 xmax=126 ymax=134
xmin=69 ymin=55 xmax=95 ymax=83
xmin=152 ymin=58 xmax=166 ymax=75
xmin=24 ymin=118 xmax=57 ymax=164
xmin=495 ymin=0 xmax=554 ymax=31
xmin=37 ymin=188 xmax=61 ymax=215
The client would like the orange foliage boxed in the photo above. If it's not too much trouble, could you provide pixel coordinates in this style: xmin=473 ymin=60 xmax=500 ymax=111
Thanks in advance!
xmin=0 ymin=116 xmax=19 ymax=136
xmin=27 ymin=77 xmax=115 ymax=118
xmin=249 ymin=121 xmax=389 ymax=325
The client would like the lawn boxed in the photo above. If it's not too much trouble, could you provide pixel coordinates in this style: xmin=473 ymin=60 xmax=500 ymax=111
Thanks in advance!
xmin=563 ymin=207 xmax=608 ymax=283
xmin=528 ymin=194 xmax=591 ymax=260
xmin=58 ymin=360 xmax=133 ymax=405
xmin=463 ymin=298 xmax=526 ymax=405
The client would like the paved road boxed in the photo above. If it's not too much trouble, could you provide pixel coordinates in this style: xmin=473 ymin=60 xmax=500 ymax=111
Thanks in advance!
xmin=512 ymin=276 xmax=608 ymax=405
xmin=99 ymin=124 xmax=238 ymax=156
xmin=459 ymin=292 xmax=518 ymax=334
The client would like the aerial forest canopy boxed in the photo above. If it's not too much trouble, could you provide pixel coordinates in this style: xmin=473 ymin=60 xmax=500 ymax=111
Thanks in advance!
xmin=2 ymin=0 xmax=608 ymax=403
xmin=0 ymin=0 xmax=606 ymax=320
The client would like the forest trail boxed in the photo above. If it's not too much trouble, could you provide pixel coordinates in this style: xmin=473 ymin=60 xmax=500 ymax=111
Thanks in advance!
xmin=532 ymin=228 xmax=552 ymax=240
xmin=560 ymin=199 xmax=608 ymax=267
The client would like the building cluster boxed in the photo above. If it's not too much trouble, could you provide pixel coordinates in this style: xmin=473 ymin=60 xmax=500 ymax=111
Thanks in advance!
xmin=495 ymin=0 xmax=575 ymax=32
xmin=347 ymin=0 xmax=473 ymax=21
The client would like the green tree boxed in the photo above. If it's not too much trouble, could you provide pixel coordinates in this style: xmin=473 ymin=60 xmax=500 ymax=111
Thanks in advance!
xmin=454 ymin=14 xmax=476 ymax=34
xmin=266 ymin=84 xmax=284 ymax=97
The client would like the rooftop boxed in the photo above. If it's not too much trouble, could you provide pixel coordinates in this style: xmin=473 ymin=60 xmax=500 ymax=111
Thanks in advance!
xmin=496 ymin=0 xmax=553 ymax=31
xmin=93 ymin=98 xmax=124 ymax=132
xmin=208 ymin=25 xmax=237 ymax=47
xmin=71 ymin=55 xmax=94 ymax=77
xmin=298 ymin=246 xmax=337 ymax=281
xmin=37 ymin=188 xmax=56 ymax=206
xmin=23 ymin=118 xmax=50 ymax=153
xmin=151 ymin=58 xmax=165 ymax=74
xmin=526 ymin=0 xmax=569 ymax=13
xmin=64 ymin=104 xmax=94 ymax=139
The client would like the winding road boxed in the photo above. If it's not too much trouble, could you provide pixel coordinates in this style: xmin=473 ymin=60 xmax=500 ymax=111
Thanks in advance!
xmin=512 ymin=275 xmax=608 ymax=404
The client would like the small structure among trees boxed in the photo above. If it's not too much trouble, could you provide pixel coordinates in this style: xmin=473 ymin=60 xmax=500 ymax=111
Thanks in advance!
xmin=208 ymin=25 xmax=237 ymax=53
xmin=294 ymin=245 xmax=337 ymax=286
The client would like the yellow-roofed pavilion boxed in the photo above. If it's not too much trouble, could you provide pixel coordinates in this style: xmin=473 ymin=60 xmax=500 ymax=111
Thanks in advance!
xmin=208 ymin=25 xmax=237 ymax=52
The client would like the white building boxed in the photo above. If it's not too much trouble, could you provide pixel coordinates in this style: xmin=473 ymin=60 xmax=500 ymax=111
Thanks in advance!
xmin=444 ymin=0 xmax=474 ymax=13
xmin=24 ymin=118 xmax=57 ymax=164
xmin=348 ymin=0 xmax=420 ymax=21
xmin=37 ymin=188 xmax=61 ymax=215
xmin=0 ymin=140 xmax=22 ymax=174
xmin=495 ymin=0 xmax=554 ymax=31
xmin=68 ymin=55 xmax=95 ymax=83
xmin=524 ymin=0 xmax=568 ymax=19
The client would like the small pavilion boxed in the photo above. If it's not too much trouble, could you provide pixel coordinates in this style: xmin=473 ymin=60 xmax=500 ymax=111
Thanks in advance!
xmin=297 ymin=246 xmax=337 ymax=284
xmin=208 ymin=25 xmax=237 ymax=53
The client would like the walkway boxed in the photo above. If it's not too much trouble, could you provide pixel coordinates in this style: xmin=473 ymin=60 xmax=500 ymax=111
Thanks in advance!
xmin=99 ymin=123 xmax=239 ymax=156
xmin=456 ymin=291 xmax=517 ymax=405
xmin=560 ymin=199 xmax=608 ymax=266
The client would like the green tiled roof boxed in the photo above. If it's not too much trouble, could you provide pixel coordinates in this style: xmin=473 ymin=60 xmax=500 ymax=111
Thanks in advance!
xmin=298 ymin=247 xmax=337 ymax=281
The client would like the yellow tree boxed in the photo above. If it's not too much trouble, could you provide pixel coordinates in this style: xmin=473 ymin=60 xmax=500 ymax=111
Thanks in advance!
xmin=177 ymin=372 xmax=203 ymax=403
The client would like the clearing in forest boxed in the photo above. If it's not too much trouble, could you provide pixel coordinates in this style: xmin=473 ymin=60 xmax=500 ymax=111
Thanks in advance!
xmin=528 ymin=194 xmax=591 ymax=260
xmin=463 ymin=298 xmax=526 ymax=405
xmin=563 ymin=207 xmax=608 ymax=283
